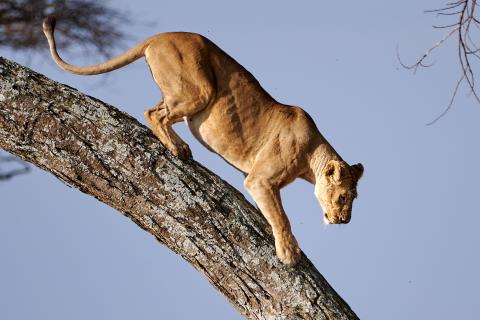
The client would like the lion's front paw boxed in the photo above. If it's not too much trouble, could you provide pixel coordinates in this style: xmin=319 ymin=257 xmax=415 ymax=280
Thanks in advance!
xmin=275 ymin=233 xmax=301 ymax=266
xmin=170 ymin=142 xmax=192 ymax=160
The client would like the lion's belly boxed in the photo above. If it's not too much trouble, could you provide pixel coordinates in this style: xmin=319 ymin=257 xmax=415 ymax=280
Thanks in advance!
xmin=186 ymin=100 xmax=264 ymax=173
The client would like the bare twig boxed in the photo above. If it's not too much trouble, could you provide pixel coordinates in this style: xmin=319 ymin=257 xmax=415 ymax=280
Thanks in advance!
xmin=0 ymin=151 xmax=29 ymax=181
xmin=399 ymin=0 xmax=480 ymax=124
xmin=426 ymin=74 xmax=465 ymax=125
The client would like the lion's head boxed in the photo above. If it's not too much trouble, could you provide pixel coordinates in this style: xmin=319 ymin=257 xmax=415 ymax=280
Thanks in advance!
xmin=314 ymin=160 xmax=364 ymax=224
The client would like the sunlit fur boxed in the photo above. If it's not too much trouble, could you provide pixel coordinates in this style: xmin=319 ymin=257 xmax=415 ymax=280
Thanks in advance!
xmin=43 ymin=17 xmax=364 ymax=266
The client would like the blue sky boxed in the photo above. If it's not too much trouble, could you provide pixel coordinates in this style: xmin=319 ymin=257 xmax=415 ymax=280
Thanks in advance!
xmin=1 ymin=1 xmax=479 ymax=319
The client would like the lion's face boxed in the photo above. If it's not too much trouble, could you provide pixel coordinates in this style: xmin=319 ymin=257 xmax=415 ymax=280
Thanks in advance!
xmin=315 ymin=160 xmax=363 ymax=224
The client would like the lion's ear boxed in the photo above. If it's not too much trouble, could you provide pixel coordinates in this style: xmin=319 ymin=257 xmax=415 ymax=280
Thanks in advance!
xmin=350 ymin=163 xmax=364 ymax=181
xmin=323 ymin=160 xmax=342 ymax=182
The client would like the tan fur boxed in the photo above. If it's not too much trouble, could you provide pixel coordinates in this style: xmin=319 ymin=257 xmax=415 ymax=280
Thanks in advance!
xmin=43 ymin=17 xmax=364 ymax=266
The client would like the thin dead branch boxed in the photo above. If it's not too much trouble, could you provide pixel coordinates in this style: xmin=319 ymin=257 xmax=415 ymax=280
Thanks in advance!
xmin=398 ymin=0 xmax=480 ymax=124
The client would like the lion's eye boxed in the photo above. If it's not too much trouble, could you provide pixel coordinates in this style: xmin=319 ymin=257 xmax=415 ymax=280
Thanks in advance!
xmin=338 ymin=195 xmax=346 ymax=204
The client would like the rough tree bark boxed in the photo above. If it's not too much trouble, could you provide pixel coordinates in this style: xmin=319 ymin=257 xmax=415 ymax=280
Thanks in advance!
xmin=0 ymin=57 xmax=359 ymax=320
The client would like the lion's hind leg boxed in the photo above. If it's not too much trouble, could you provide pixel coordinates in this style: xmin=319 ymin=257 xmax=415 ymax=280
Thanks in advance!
xmin=144 ymin=55 xmax=216 ymax=160
xmin=144 ymin=101 xmax=192 ymax=159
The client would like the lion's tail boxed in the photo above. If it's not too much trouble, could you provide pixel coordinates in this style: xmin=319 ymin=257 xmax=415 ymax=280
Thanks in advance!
xmin=42 ymin=16 xmax=149 ymax=75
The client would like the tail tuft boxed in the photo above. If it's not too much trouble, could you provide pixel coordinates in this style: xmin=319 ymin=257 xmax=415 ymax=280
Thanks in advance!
xmin=42 ymin=16 xmax=56 ymax=33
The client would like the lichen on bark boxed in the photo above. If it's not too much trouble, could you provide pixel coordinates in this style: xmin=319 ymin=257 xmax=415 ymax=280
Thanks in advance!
xmin=0 ymin=57 xmax=359 ymax=320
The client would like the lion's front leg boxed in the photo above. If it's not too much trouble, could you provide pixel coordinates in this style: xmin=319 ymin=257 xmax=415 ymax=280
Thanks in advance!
xmin=244 ymin=175 xmax=301 ymax=266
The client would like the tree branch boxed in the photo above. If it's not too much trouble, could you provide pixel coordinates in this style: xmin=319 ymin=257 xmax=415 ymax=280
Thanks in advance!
xmin=0 ymin=57 xmax=359 ymax=320
xmin=398 ymin=0 xmax=480 ymax=124
xmin=0 ymin=150 xmax=29 ymax=180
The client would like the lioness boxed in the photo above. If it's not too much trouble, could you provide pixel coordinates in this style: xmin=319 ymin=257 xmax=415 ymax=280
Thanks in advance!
xmin=43 ymin=16 xmax=363 ymax=266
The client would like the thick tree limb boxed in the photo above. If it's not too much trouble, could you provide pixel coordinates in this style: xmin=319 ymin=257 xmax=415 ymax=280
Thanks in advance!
xmin=0 ymin=57 xmax=359 ymax=320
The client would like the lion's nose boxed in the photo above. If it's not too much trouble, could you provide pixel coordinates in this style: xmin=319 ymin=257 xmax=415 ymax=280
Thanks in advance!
xmin=340 ymin=217 xmax=350 ymax=224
